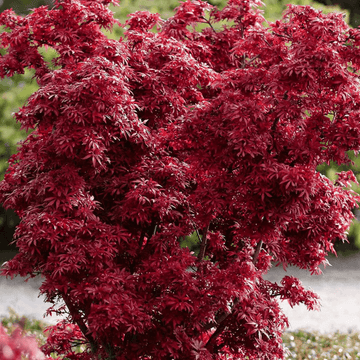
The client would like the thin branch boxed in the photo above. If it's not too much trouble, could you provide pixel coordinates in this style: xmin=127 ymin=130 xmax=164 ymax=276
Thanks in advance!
xmin=252 ymin=240 xmax=263 ymax=265
xmin=138 ymin=230 xmax=145 ymax=248
xmin=205 ymin=318 xmax=228 ymax=351
xmin=140 ymin=220 xmax=158 ymax=255
xmin=62 ymin=294 xmax=98 ymax=354
xmin=246 ymin=54 xmax=260 ymax=66
xmin=263 ymin=38 xmax=272 ymax=47
xmin=205 ymin=297 xmax=240 ymax=351
xmin=195 ymin=227 xmax=202 ymax=242
xmin=152 ymin=224 xmax=158 ymax=237
xmin=200 ymin=16 xmax=217 ymax=33
xmin=197 ymin=225 xmax=209 ymax=261
xmin=273 ymin=32 xmax=291 ymax=39
xmin=146 ymin=220 xmax=158 ymax=243
xmin=241 ymin=54 xmax=246 ymax=69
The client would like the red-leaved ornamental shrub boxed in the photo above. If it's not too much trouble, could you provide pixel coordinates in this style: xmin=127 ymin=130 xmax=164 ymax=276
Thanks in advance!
xmin=1 ymin=0 xmax=360 ymax=358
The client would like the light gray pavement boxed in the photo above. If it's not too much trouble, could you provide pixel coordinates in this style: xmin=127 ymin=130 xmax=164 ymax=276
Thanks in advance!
xmin=264 ymin=252 xmax=360 ymax=334
xmin=0 ymin=253 xmax=359 ymax=333
xmin=0 ymin=274 xmax=64 ymax=325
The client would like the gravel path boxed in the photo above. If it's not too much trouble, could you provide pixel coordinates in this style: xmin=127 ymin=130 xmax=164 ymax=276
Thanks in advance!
xmin=0 ymin=253 xmax=359 ymax=333
xmin=264 ymin=252 xmax=360 ymax=334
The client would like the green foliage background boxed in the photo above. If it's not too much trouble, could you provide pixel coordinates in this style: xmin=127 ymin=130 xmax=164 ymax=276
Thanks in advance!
xmin=0 ymin=0 xmax=358 ymax=255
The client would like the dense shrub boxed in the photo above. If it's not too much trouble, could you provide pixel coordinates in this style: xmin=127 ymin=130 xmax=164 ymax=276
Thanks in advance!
xmin=1 ymin=0 xmax=360 ymax=359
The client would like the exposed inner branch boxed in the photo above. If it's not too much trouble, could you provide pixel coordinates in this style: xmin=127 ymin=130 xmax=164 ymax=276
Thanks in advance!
xmin=253 ymin=240 xmax=263 ymax=265
xmin=197 ymin=225 xmax=209 ymax=261
xmin=62 ymin=293 xmax=98 ymax=354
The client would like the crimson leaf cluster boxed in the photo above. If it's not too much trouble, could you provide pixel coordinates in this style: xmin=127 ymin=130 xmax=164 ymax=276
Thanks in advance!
xmin=1 ymin=0 xmax=360 ymax=359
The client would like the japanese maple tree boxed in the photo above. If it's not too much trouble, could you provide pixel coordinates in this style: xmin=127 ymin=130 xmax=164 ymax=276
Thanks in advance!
xmin=1 ymin=0 xmax=360 ymax=359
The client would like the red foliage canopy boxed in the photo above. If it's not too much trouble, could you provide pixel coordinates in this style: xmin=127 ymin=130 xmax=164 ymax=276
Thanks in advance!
xmin=1 ymin=0 xmax=360 ymax=359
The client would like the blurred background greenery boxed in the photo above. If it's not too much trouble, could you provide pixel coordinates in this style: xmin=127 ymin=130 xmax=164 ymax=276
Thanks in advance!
xmin=0 ymin=0 xmax=358 ymax=261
